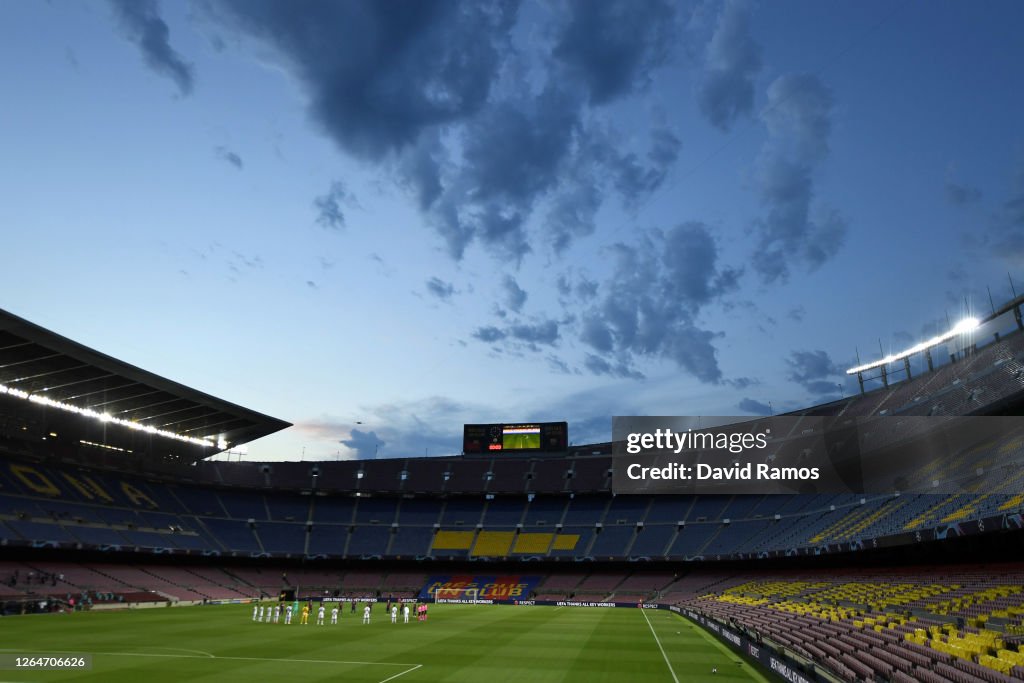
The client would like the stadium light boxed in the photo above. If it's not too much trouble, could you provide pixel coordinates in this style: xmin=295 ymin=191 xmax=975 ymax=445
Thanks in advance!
xmin=0 ymin=382 xmax=217 ymax=448
xmin=845 ymin=317 xmax=980 ymax=375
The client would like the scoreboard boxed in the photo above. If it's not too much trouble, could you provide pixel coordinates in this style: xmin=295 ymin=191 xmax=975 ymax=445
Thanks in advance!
xmin=463 ymin=422 xmax=568 ymax=455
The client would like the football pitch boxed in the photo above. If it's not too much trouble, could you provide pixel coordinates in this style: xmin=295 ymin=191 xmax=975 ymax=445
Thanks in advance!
xmin=0 ymin=603 xmax=770 ymax=682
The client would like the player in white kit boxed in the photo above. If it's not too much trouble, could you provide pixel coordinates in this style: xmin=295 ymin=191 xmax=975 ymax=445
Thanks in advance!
xmin=273 ymin=605 xmax=280 ymax=623
xmin=258 ymin=605 xmax=265 ymax=622
xmin=362 ymin=604 xmax=371 ymax=624
xmin=316 ymin=604 xmax=325 ymax=625
xmin=331 ymin=606 xmax=339 ymax=624
xmin=391 ymin=605 xmax=397 ymax=623
xmin=285 ymin=604 xmax=293 ymax=624
xmin=252 ymin=604 xmax=258 ymax=621
xmin=403 ymin=604 xmax=410 ymax=623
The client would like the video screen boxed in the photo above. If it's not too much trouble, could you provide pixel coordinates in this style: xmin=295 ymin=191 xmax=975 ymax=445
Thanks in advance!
xmin=501 ymin=425 xmax=540 ymax=450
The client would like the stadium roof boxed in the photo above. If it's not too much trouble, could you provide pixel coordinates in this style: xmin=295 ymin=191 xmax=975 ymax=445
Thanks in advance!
xmin=0 ymin=307 xmax=290 ymax=462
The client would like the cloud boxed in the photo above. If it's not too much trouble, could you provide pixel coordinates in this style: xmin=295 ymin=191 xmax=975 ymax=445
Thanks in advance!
xmin=698 ymin=0 xmax=761 ymax=131
xmin=737 ymin=397 xmax=772 ymax=415
xmin=208 ymin=0 xmax=685 ymax=265
xmin=545 ymin=124 xmax=681 ymax=253
xmin=946 ymin=181 xmax=982 ymax=205
xmin=509 ymin=320 xmax=559 ymax=345
xmin=546 ymin=355 xmax=575 ymax=375
xmin=339 ymin=428 xmax=385 ymax=459
xmin=787 ymin=306 xmax=806 ymax=322
xmin=575 ymin=222 xmax=740 ymax=383
xmin=214 ymin=145 xmax=243 ymax=169
xmin=944 ymin=163 xmax=981 ymax=205
xmin=989 ymin=161 xmax=1024 ymax=259
xmin=583 ymin=353 xmax=644 ymax=380
xmin=472 ymin=326 xmax=507 ymax=343
xmin=751 ymin=74 xmax=845 ymax=283
xmin=502 ymin=275 xmax=527 ymax=312
xmin=553 ymin=0 xmax=677 ymax=105
xmin=785 ymin=349 xmax=842 ymax=395
xmin=109 ymin=0 xmax=194 ymax=96
xmin=425 ymin=277 xmax=455 ymax=302
xmin=297 ymin=396 xmax=471 ymax=459
xmin=313 ymin=181 xmax=349 ymax=231
xmin=208 ymin=0 xmax=516 ymax=161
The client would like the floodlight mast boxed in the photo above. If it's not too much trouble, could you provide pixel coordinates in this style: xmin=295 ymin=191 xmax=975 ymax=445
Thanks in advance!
xmin=845 ymin=291 xmax=1024 ymax=395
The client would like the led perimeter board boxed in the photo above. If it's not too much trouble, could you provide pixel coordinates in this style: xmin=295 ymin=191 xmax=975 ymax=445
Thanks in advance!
xmin=463 ymin=422 xmax=568 ymax=454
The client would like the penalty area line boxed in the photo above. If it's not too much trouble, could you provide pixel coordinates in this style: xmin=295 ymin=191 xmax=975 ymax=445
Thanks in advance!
xmin=641 ymin=608 xmax=680 ymax=683
xmin=377 ymin=663 xmax=423 ymax=683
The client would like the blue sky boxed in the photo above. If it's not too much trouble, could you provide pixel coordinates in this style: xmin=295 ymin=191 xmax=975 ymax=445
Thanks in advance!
xmin=1 ymin=0 xmax=1022 ymax=461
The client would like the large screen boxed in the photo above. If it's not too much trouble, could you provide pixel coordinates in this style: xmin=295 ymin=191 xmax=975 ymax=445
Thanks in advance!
xmin=463 ymin=422 xmax=568 ymax=455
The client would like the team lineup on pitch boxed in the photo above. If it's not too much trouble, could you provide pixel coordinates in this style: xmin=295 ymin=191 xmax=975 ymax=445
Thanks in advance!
xmin=252 ymin=599 xmax=424 ymax=626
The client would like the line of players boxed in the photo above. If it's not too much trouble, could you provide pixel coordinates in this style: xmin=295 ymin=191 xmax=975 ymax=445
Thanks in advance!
xmin=252 ymin=599 xmax=427 ymax=626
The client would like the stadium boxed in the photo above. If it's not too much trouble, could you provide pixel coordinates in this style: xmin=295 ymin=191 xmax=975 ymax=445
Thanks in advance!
xmin=1 ymin=294 xmax=1023 ymax=683
xmin=5 ymin=2 xmax=1024 ymax=682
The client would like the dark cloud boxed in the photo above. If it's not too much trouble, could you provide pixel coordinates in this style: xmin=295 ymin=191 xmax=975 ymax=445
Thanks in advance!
xmin=472 ymin=326 xmax=507 ymax=343
xmin=502 ymin=275 xmax=527 ymax=313
xmin=306 ymin=280 xmax=317 ymax=290
xmin=509 ymin=320 xmax=559 ymax=346
xmin=340 ymin=428 xmax=385 ymax=459
xmin=698 ymin=0 xmax=761 ymax=131
xmin=313 ymin=181 xmax=348 ymax=231
xmin=583 ymin=353 xmax=644 ymax=380
xmin=786 ymin=349 xmax=842 ymax=395
xmin=752 ymin=74 xmax=845 ymax=283
xmin=209 ymin=0 xmax=683 ymax=264
xmin=109 ymin=0 xmax=194 ymax=96
xmin=546 ymin=182 xmax=602 ymax=254
xmin=946 ymin=181 xmax=982 ymax=205
xmin=214 ymin=145 xmax=243 ymax=169
xmin=737 ymin=397 xmax=772 ymax=415
xmin=576 ymin=222 xmax=739 ymax=383
xmin=989 ymin=162 xmax=1024 ymax=258
xmin=545 ymin=125 xmax=681 ymax=253
xmin=209 ymin=0 xmax=517 ymax=160
xmin=553 ymin=0 xmax=677 ymax=105
xmin=788 ymin=306 xmax=806 ymax=322
xmin=425 ymin=277 xmax=455 ymax=302
xmin=610 ymin=127 xmax=682 ymax=204
xmin=546 ymin=355 xmax=574 ymax=375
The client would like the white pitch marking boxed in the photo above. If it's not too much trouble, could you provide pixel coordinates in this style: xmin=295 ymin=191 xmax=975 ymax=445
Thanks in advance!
xmin=148 ymin=647 xmax=215 ymax=658
xmin=5 ymin=650 xmax=421 ymax=668
xmin=641 ymin=608 xmax=680 ymax=683
xmin=377 ymin=663 xmax=423 ymax=683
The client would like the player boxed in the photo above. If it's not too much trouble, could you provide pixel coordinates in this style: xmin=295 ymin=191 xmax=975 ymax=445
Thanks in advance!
xmin=362 ymin=604 xmax=371 ymax=624
xmin=252 ymin=604 xmax=258 ymax=621
xmin=284 ymin=604 xmax=293 ymax=625
xmin=316 ymin=603 xmax=325 ymax=625
xmin=331 ymin=605 xmax=339 ymax=625
xmin=391 ymin=604 xmax=397 ymax=623
xmin=258 ymin=605 xmax=265 ymax=622
xmin=712 ymin=668 xmax=718 ymax=675
xmin=300 ymin=603 xmax=310 ymax=625
xmin=273 ymin=605 xmax=280 ymax=624
xmin=350 ymin=599 xmax=356 ymax=615
xmin=403 ymin=603 xmax=410 ymax=623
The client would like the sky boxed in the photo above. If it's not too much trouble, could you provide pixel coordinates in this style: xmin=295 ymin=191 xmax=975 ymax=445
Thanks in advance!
xmin=1 ymin=0 xmax=1023 ymax=462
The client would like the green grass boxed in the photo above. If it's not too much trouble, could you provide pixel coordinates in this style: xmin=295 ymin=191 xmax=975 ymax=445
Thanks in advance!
xmin=0 ymin=603 xmax=769 ymax=682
